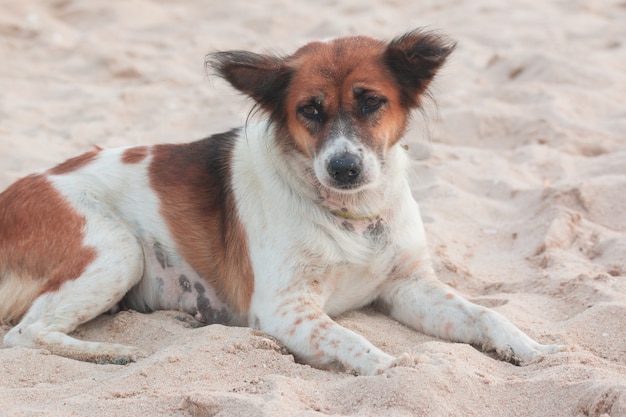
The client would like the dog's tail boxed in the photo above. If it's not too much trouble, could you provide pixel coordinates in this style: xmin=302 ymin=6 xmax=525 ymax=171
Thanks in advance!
xmin=0 ymin=272 xmax=42 ymax=326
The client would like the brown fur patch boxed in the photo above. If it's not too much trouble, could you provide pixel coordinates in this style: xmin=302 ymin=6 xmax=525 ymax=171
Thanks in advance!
xmin=209 ymin=30 xmax=453 ymax=159
xmin=282 ymin=36 xmax=409 ymax=155
xmin=0 ymin=174 xmax=96 ymax=324
xmin=148 ymin=131 xmax=254 ymax=319
xmin=121 ymin=146 xmax=149 ymax=164
xmin=48 ymin=149 xmax=100 ymax=175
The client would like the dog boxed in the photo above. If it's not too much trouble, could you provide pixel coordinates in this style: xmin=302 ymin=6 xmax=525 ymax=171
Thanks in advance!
xmin=0 ymin=30 xmax=561 ymax=375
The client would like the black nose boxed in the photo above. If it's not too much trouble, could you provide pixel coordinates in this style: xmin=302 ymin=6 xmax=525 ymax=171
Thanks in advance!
xmin=327 ymin=153 xmax=362 ymax=185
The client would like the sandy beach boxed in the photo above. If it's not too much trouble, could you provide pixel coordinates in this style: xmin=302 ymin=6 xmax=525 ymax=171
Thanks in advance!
xmin=1 ymin=1 xmax=625 ymax=416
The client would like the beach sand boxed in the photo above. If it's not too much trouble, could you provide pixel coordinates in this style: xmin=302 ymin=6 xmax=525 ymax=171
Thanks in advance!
xmin=0 ymin=1 xmax=625 ymax=416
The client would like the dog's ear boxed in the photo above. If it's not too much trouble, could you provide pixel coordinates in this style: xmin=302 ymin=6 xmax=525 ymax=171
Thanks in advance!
xmin=384 ymin=30 xmax=456 ymax=108
xmin=206 ymin=51 xmax=291 ymax=112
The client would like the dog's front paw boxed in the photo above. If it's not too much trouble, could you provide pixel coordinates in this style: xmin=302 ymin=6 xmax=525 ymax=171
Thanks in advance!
xmin=477 ymin=308 xmax=564 ymax=365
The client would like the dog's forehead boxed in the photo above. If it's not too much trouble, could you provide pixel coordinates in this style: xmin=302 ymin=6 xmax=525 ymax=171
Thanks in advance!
xmin=288 ymin=36 xmax=393 ymax=99
xmin=293 ymin=35 xmax=385 ymax=58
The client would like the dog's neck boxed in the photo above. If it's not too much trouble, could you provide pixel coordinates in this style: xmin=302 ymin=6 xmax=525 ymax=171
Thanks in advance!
xmin=327 ymin=207 xmax=383 ymax=221
xmin=317 ymin=186 xmax=391 ymax=222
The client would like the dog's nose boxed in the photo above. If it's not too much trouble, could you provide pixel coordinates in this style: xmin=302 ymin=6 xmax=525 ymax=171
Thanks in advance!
xmin=327 ymin=153 xmax=362 ymax=185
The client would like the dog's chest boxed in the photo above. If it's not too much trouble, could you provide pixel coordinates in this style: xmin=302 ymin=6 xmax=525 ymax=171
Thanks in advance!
xmin=315 ymin=215 xmax=399 ymax=315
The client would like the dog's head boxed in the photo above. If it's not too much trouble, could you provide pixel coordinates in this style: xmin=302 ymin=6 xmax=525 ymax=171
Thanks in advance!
xmin=208 ymin=30 xmax=454 ymax=193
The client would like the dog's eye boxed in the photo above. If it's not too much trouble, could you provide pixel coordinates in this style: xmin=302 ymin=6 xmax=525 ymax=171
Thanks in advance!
xmin=362 ymin=96 xmax=386 ymax=114
xmin=299 ymin=105 xmax=322 ymax=121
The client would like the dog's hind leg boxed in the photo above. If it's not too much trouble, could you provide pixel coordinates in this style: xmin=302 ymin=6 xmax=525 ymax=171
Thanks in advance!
xmin=3 ymin=216 xmax=146 ymax=364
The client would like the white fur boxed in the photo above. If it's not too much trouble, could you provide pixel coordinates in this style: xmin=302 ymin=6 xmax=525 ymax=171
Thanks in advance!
xmin=4 ymin=161 xmax=147 ymax=362
xmin=233 ymin=122 xmax=561 ymax=374
xmin=313 ymin=134 xmax=381 ymax=192
xmin=3 ymin=148 xmax=215 ymax=362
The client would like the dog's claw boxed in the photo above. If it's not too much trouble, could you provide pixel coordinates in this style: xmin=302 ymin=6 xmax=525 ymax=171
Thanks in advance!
xmin=391 ymin=352 xmax=414 ymax=368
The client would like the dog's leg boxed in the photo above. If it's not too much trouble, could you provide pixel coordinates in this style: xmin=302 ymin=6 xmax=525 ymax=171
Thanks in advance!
xmin=378 ymin=253 xmax=562 ymax=365
xmin=3 ymin=218 xmax=145 ymax=364
xmin=259 ymin=300 xmax=412 ymax=376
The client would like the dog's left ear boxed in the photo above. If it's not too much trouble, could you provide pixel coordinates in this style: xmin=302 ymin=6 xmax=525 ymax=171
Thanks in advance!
xmin=384 ymin=30 xmax=456 ymax=108
xmin=206 ymin=51 xmax=291 ymax=113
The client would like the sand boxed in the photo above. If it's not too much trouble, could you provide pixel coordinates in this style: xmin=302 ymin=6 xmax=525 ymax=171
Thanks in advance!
xmin=1 ymin=0 xmax=625 ymax=416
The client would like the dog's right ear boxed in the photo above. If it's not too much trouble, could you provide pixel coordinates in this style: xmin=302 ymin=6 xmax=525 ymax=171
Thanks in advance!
xmin=206 ymin=51 xmax=292 ymax=113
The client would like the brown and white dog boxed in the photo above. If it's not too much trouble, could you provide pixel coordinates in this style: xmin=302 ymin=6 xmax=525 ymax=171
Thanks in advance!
xmin=0 ymin=30 xmax=561 ymax=374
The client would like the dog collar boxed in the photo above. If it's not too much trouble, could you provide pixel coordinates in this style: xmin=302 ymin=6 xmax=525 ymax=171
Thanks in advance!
xmin=328 ymin=208 xmax=382 ymax=221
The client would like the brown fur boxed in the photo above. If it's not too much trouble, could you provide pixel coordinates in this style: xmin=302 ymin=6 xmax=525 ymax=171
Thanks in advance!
xmin=48 ymin=149 xmax=101 ymax=175
xmin=148 ymin=131 xmax=254 ymax=320
xmin=284 ymin=36 xmax=408 ymax=155
xmin=0 ymin=174 xmax=96 ymax=324
xmin=208 ymin=31 xmax=455 ymax=160
xmin=121 ymin=146 xmax=149 ymax=164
